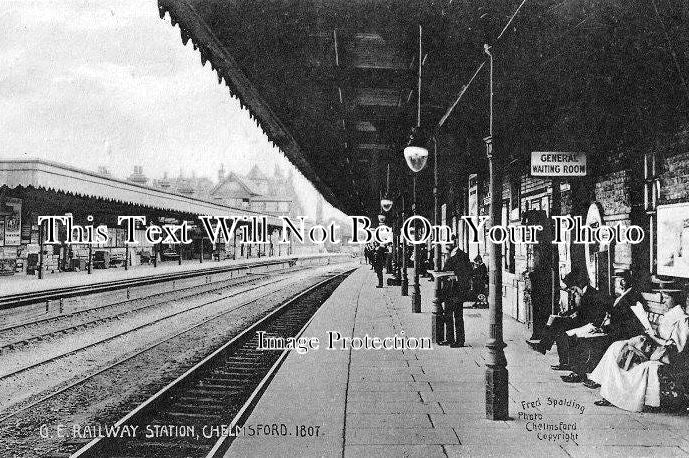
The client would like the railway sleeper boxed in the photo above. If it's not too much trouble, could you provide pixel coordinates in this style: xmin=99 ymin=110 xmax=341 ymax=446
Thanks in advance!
xmin=212 ymin=359 xmax=267 ymax=369
xmin=212 ymin=365 xmax=262 ymax=374
xmin=195 ymin=381 xmax=245 ymax=389
xmin=224 ymin=354 xmax=270 ymax=361
xmin=172 ymin=402 xmax=226 ymax=413
xmin=210 ymin=364 xmax=264 ymax=373
xmin=105 ymin=439 xmax=212 ymax=456
xmin=185 ymin=387 xmax=238 ymax=396
xmin=220 ymin=355 xmax=271 ymax=364
xmin=165 ymin=410 xmax=223 ymax=420
xmin=178 ymin=394 xmax=242 ymax=404
xmin=200 ymin=376 xmax=263 ymax=385
xmin=202 ymin=374 xmax=258 ymax=384
xmin=218 ymin=358 xmax=266 ymax=366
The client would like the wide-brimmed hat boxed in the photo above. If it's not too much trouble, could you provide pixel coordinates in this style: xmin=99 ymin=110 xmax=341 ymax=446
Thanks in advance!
xmin=613 ymin=264 xmax=632 ymax=284
xmin=561 ymin=270 xmax=580 ymax=289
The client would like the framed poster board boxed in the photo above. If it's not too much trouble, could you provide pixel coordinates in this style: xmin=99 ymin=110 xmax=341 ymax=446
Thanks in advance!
xmin=3 ymin=198 xmax=22 ymax=246
xmin=468 ymin=174 xmax=478 ymax=259
xmin=657 ymin=202 xmax=689 ymax=278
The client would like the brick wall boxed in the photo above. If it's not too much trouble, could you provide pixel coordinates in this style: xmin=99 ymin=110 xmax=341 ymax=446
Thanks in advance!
xmin=660 ymin=151 xmax=689 ymax=205
xmin=594 ymin=170 xmax=632 ymax=218
xmin=593 ymin=170 xmax=633 ymax=268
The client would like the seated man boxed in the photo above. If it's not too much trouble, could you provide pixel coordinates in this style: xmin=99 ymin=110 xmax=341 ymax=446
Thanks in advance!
xmin=527 ymin=270 xmax=609 ymax=361
xmin=558 ymin=269 xmax=647 ymax=384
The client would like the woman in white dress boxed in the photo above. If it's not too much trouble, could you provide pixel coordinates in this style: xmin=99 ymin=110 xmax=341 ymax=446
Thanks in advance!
xmin=589 ymin=304 xmax=689 ymax=411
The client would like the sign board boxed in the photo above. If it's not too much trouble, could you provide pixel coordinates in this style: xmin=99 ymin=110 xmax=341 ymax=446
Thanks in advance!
xmin=531 ymin=152 xmax=586 ymax=176
xmin=657 ymin=202 xmax=689 ymax=278
xmin=467 ymin=174 xmax=481 ymax=259
xmin=1 ymin=197 xmax=22 ymax=246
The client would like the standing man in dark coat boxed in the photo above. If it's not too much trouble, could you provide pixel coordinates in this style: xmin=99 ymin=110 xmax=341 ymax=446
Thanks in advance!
xmin=372 ymin=242 xmax=387 ymax=288
xmin=367 ymin=243 xmax=376 ymax=269
xmin=528 ymin=269 xmax=610 ymax=356
xmin=440 ymin=239 xmax=472 ymax=347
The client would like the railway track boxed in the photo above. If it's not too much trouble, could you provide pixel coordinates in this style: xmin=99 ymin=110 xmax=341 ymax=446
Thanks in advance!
xmin=0 ymin=266 xmax=306 ymax=353
xmin=0 ymin=269 xmax=317 ymax=385
xmin=66 ymin=271 xmax=349 ymax=458
xmin=0 ymin=266 xmax=354 ymax=433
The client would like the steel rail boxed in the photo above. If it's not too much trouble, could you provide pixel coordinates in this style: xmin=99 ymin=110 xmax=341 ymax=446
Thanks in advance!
xmin=205 ymin=285 xmax=324 ymax=457
xmin=0 ymin=267 xmax=303 ymax=350
xmin=0 ymin=274 xmax=301 ymax=383
xmin=0 ymin=269 xmax=346 ymax=424
xmin=70 ymin=270 xmax=350 ymax=457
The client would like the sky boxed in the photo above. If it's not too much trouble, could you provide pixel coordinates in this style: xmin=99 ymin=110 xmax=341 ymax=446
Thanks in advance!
xmin=0 ymin=0 xmax=345 ymax=220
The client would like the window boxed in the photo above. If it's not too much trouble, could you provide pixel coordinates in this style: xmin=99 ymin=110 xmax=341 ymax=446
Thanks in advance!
xmin=541 ymin=196 xmax=550 ymax=216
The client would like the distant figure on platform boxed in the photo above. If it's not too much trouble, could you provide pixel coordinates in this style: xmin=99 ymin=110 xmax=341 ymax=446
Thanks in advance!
xmin=365 ymin=243 xmax=374 ymax=269
xmin=440 ymin=238 xmax=472 ymax=347
xmin=427 ymin=245 xmax=442 ymax=282
xmin=426 ymin=246 xmax=435 ymax=281
xmin=372 ymin=242 xmax=387 ymax=288
xmin=413 ymin=245 xmax=428 ymax=277
xmin=527 ymin=270 xmax=609 ymax=358
xmin=472 ymin=255 xmax=488 ymax=304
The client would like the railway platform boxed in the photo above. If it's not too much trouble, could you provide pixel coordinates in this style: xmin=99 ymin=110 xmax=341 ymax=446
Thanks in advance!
xmin=226 ymin=267 xmax=689 ymax=458
xmin=0 ymin=254 xmax=338 ymax=298
xmin=0 ymin=253 xmax=352 ymax=329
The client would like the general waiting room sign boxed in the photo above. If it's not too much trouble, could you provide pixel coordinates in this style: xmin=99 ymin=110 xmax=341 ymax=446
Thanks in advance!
xmin=531 ymin=152 xmax=587 ymax=176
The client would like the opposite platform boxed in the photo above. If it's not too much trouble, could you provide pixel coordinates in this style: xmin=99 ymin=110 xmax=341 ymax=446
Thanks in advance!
xmin=0 ymin=253 xmax=344 ymax=297
xmin=226 ymin=267 xmax=689 ymax=458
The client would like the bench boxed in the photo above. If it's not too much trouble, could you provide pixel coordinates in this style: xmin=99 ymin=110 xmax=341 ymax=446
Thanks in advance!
xmin=642 ymin=292 xmax=675 ymax=330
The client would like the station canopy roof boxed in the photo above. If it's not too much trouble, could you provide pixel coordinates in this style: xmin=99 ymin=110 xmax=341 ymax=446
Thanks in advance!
xmin=0 ymin=159 xmax=282 ymax=225
xmin=157 ymin=0 xmax=689 ymax=215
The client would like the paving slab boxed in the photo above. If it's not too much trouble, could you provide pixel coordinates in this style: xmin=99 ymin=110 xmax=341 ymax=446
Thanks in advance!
xmin=225 ymin=267 xmax=689 ymax=457
xmin=562 ymin=445 xmax=688 ymax=457
xmin=445 ymin=444 xmax=571 ymax=457
xmin=344 ymin=444 xmax=446 ymax=458
xmin=226 ymin=266 xmax=367 ymax=457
